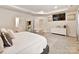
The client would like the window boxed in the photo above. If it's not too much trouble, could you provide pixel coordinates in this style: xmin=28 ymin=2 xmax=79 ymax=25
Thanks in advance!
xmin=15 ymin=17 xmax=19 ymax=27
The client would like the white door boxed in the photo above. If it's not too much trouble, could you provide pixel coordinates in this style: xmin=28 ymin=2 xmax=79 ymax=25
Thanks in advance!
xmin=34 ymin=17 xmax=45 ymax=32
xmin=67 ymin=21 xmax=76 ymax=37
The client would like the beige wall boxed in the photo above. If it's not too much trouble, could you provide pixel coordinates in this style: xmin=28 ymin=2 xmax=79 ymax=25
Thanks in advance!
xmin=0 ymin=8 xmax=34 ymax=31
xmin=33 ymin=10 xmax=77 ymax=37
xmin=0 ymin=7 xmax=77 ymax=37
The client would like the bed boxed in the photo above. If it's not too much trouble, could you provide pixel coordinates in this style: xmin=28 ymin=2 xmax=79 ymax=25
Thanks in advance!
xmin=2 ymin=32 xmax=49 ymax=54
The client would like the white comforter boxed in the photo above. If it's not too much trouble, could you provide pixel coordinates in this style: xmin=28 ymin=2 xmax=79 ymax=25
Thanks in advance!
xmin=2 ymin=32 xmax=47 ymax=54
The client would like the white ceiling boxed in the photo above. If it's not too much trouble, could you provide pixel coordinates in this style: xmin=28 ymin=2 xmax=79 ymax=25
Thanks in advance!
xmin=15 ymin=5 xmax=70 ymax=13
xmin=0 ymin=5 xmax=78 ymax=15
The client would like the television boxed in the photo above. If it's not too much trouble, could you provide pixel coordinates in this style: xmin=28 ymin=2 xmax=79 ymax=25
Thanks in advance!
xmin=53 ymin=13 xmax=65 ymax=21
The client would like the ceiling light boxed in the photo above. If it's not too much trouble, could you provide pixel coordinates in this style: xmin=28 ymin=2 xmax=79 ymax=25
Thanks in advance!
xmin=54 ymin=6 xmax=58 ymax=9
xmin=38 ymin=11 xmax=44 ymax=14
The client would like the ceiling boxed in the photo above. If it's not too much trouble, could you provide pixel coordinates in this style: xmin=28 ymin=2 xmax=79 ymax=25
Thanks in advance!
xmin=0 ymin=5 xmax=78 ymax=15
xmin=15 ymin=5 xmax=70 ymax=13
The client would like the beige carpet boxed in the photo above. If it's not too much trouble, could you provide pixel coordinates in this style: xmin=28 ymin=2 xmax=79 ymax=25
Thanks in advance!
xmin=37 ymin=33 xmax=79 ymax=54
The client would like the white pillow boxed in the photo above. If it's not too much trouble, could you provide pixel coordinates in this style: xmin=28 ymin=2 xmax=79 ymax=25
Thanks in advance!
xmin=7 ymin=29 xmax=15 ymax=39
xmin=0 ymin=28 xmax=7 ymax=33
xmin=0 ymin=37 xmax=4 ymax=53
xmin=0 ymin=28 xmax=15 ymax=39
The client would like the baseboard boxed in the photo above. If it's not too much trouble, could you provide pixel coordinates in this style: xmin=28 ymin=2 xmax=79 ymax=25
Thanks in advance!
xmin=51 ymin=33 xmax=66 ymax=36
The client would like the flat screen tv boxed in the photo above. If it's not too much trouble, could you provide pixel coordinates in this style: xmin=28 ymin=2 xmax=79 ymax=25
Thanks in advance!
xmin=53 ymin=13 xmax=65 ymax=21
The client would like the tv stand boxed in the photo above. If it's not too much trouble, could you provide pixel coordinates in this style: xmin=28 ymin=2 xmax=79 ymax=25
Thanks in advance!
xmin=51 ymin=28 xmax=66 ymax=35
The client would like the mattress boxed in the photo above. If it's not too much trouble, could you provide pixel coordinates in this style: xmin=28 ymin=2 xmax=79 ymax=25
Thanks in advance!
xmin=2 ymin=32 xmax=47 ymax=54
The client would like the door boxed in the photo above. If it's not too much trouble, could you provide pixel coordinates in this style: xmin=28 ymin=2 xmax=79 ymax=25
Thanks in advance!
xmin=34 ymin=17 xmax=45 ymax=32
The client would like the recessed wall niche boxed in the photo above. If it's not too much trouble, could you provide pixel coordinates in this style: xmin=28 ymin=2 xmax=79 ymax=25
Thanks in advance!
xmin=27 ymin=21 xmax=31 ymax=25
xmin=26 ymin=20 xmax=32 ymax=32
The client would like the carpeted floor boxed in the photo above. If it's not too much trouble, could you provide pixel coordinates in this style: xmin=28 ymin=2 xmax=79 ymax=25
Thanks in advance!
xmin=39 ymin=33 xmax=79 ymax=54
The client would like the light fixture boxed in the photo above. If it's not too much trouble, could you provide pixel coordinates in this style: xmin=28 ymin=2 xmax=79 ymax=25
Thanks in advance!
xmin=38 ymin=11 xmax=44 ymax=14
xmin=54 ymin=6 xmax=58 ymax=9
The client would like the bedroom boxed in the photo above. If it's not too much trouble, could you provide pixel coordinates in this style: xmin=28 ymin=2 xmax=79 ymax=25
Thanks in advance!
xmin=0 ymin=5 xmax=79 ymax=54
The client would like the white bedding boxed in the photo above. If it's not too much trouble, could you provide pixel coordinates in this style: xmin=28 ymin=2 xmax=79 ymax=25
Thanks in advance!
xmin=2 ymin=32 xmax=47 ymax=54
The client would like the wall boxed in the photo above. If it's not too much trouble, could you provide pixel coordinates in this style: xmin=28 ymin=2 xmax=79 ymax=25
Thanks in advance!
xmin=47 ymin=10 xmax=77 ymax=37
xmin=0 ymin=8 xmax=34 ymax=31
xmin=0 ymin=7 xmax=77 ymax=37
xmin=33 ymin=9 xmax=77 ymax=37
